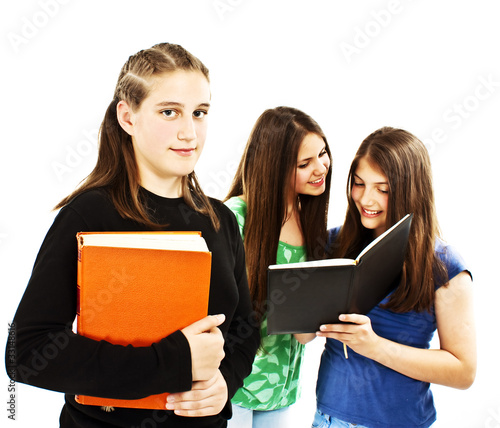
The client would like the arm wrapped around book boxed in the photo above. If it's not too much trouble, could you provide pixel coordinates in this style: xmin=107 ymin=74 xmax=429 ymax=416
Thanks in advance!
xmin=7 ymin=207 xmax=197 ymax=404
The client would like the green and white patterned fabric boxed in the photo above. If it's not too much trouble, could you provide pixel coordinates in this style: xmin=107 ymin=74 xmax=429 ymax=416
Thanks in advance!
xmin=224 ymin=196 xmax=306 ymax=410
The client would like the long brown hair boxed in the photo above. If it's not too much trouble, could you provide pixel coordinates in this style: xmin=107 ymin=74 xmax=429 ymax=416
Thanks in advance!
xmin=55 ymin=43 xmax=219 ymax=230
xmin=225 ymin=106 xmax=332 ymax=313
xmin=335 ymin=126 xmax=447 ymax=312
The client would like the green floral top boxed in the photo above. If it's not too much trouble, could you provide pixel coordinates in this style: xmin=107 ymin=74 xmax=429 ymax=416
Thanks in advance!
xmin=224 ymin=196 xmax=306 ymax=410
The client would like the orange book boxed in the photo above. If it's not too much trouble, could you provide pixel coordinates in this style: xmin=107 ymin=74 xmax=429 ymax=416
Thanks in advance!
xmin=74 ymin=231 xmax=212 ymax=409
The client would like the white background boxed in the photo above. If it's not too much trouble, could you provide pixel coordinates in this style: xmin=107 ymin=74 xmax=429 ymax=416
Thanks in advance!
xmin=1 ymin=1 xmax=499 ymax=426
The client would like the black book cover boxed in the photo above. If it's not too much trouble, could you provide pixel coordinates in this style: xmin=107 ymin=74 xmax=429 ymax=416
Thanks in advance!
xmin=266 ymin=214 xmax=413 ymax=334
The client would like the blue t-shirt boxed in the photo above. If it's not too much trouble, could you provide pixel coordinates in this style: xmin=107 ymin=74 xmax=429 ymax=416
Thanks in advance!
xmin=316 ymin=227 xmax=470 ymax=428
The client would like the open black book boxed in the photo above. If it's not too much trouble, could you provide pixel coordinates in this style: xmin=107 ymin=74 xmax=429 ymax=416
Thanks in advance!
xmin=266 ymin=214 xmax=413 ymax=334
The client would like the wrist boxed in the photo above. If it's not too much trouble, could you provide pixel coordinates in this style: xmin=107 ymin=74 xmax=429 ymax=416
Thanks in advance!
xmin=367 ymin=335 xmax=396 ymax=366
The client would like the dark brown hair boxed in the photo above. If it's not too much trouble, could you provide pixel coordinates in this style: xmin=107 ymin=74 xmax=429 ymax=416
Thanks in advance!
xmin=225 ymin=106 xmax=332 ymax=313
xmin=55 ymin=43 xmax=219 ymax=230
xmin=335 ymin=126 xmax=447 ymax=312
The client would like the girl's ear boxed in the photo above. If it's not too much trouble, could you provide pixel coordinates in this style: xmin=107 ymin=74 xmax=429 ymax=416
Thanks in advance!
xmin=116 ymin=100 xmax=134 ymax=136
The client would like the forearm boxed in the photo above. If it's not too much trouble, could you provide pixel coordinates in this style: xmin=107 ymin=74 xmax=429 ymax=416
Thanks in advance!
xmin=7 ymin=206 xmax=194 ymax=397
xmin=366 ymin=336 xmax=475 ymax=389
xmin=321 ymin=273 xmax=477 ymax=390
xmin=9 ymin=319 xmax=193 ymax=397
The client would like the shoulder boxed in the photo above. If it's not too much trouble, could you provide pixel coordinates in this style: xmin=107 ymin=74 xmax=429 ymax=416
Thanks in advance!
xmin=66 ymin=188 xmax=112 ymax=208
xmin=205 ymin=198 xmax=246 ymax=256
xmin=42 ymin=188 xmax=122 ymax=247
xmin=223 ymin=196 xmax=246 ymax=216
xmin=64 ymin=188 xmax=113 ymax=215
xmin=58 ymin=188 xmax=123 ymax=230
xmin=209 ymin=197 xmax=241 ymax=232
xmin=223 ymin=196 xmax=246 ymax=238
xmin=435 ymin=238 xmax=471 ymax=283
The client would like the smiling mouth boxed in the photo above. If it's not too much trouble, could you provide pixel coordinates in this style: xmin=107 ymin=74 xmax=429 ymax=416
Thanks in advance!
xmin=309 ymin=176 xmax=325 ymax=186
xmin=362 ymin=208 xmax=382 ymax=216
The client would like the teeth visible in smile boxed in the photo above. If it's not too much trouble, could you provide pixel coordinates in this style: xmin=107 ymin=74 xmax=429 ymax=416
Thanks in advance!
xmin=364 ymin=209 xmax=380 ymax=215
xmin=310 ymin=177 xmax=323 ymax=184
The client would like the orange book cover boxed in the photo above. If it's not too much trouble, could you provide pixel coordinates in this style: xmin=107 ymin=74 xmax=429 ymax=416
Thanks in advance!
xmin=74 ymin=231 xmax=211 ymax=409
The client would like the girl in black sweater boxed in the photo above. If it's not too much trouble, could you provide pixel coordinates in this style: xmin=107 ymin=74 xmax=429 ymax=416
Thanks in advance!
xmin=5 ymin=42 xmax=260 ymax=428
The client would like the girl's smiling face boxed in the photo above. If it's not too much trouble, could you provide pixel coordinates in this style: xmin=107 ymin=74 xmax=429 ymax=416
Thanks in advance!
xmin=292 ymin=133 xmax=330 ymax=198
xmin=351 ymin=156 xmax=389 ymax=238
xmin=117 ymin=70 xmax=211 ymax=197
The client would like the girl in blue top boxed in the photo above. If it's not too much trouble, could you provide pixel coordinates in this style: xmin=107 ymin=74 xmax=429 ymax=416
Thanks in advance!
xmin=311 ymin=127 xmax=477 ymax=428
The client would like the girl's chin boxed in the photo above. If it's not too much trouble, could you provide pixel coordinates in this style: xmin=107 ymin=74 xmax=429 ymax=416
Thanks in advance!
xmin=360 ymin=217 xmax=383 ymax=228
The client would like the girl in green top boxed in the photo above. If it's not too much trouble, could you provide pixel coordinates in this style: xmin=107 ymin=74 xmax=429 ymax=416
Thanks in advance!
xmin=224 ymin=106 xmax=332 ymax=428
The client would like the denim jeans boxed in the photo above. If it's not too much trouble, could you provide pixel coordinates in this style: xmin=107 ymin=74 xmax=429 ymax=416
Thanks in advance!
xmin=312 ymin=409 xmax=369 ymax=428
xmin=228 ymin=404 xmax=292 ymax=428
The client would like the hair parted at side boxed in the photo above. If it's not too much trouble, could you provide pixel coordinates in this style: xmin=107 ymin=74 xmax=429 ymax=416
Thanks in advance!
xmin=335 ymin=126 xmax=447 ymax=312
xmin=225 ymin=106 xmax=332 ymax=314
xmin=55 ymin=42 xmax=219 ymax=230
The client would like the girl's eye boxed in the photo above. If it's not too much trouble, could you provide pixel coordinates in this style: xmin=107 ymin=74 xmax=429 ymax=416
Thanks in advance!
xmin=379 ymin=189 xmax=389 ymax=194
xmin=193 ymin=110 xmax=208 ymax=119
xmin=319 ymin=149 xmax=327 ymax=157
xmin=298 ymin=163 xmax=309 ymax=169
xmin=353 ymin=182 xmax=364 ymax=187
xmin=161 ymin=110 xmax=178 ymax=118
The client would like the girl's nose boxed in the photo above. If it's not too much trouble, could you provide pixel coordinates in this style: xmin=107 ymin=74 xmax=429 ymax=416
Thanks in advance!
xmin=178 ymin=117 xmax=196 ymax=142
xmin=359 ymin=188 xmax=375 ymax=206
xmin=313 ymin=158 xmax=328 ymax=175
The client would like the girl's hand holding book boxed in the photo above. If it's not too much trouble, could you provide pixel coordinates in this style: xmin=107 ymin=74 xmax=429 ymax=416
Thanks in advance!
xmin=166 ymin=369 xmax=228 ymax=417
xmin=317 ymin=314 xmax=381 ymax=358
xmin=181 ymin=314 xmax=226 ymax=381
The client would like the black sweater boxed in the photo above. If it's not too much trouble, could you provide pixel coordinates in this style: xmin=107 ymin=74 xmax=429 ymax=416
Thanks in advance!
xmin=6 ymin=188 xmax=260 ymax=427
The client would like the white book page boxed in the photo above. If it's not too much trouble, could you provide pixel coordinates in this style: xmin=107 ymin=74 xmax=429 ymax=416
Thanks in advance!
xmin=355 ymin=214 xmax=411 ymax=261
xmin=268 ymin=258 xmax=356 ymax=270
xmin=79 ymin=233 xmax=209 ymax=252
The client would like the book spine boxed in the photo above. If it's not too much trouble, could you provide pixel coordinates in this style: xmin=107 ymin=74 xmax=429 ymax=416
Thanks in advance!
xmin=76 ymin=235 xmax=83 ymax=327
xmin=74 ymin=234 xmax=83 ymax=404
